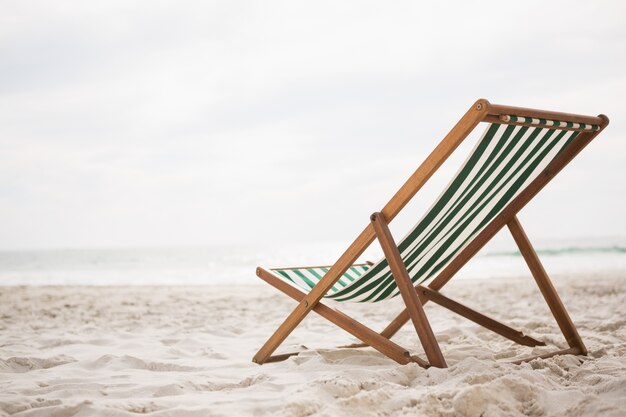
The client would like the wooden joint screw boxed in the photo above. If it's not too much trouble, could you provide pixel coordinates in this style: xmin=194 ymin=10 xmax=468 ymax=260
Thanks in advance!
xmin=476 ymin=103 xmax=483 ymax=111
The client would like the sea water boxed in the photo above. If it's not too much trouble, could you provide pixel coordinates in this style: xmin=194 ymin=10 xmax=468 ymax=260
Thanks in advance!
xmin=1 ymin=236 xmax=625 ymax=285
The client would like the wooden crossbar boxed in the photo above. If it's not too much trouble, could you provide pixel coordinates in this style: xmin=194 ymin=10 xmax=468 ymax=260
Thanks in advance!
xmin=271 ymin=263 xmax=371 ymax=271
xmin=418 ymin=286 xmax=545 ymax=347
xmin=340 ymin=284 xmax=545 ymax=350
xmin=487 ymin=104 xmax=604 ymax=126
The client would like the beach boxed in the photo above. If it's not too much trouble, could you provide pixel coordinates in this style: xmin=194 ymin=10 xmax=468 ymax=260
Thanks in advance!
xmin=2 ymin=1 xmax=625 ymax=416
xmin=1 ymin=273 xmax=625 ymax=417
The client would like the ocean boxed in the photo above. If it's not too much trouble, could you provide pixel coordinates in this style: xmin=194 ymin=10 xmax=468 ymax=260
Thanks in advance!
xmin=1 ymin=236 xmax=625 ymax=286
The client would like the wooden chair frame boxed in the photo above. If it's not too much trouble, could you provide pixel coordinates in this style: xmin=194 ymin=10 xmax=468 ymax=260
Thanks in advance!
xmin=253 ymin=99 xmax=609 ymax=367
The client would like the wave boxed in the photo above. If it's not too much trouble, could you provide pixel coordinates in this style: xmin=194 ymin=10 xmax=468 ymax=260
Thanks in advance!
xmin=484 ymin=245 xmax=626 ymax=258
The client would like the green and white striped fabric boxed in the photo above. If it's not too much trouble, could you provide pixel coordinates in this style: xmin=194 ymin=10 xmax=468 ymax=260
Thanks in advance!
xmin=272 ymin=264 xmax=372 ymax=295
xmin=502 ymin=115 xmax=600 ymax=131
xmin=271 ymin=121 xmax=594 ymax=302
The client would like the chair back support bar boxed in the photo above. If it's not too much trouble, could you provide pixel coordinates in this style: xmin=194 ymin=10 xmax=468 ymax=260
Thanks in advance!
xmin=488 ymin=103 xmax=604 ymax=126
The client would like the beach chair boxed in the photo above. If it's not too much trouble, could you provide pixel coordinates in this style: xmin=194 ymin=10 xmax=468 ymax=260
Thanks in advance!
xmin=253 ymin=99 xmax=609 ymax=368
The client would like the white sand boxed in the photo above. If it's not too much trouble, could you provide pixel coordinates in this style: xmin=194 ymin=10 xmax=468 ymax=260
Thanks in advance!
xmin=1 ymin=275 xmax=625 ymax=417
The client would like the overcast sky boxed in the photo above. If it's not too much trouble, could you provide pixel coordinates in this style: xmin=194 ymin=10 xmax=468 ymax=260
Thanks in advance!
xmin=1 ymin=1 xmax=625 ymax=250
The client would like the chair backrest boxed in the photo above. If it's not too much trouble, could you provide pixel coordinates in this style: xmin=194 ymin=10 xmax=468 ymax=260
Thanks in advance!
xmin=329 ymin=116 xmax=599 ymax=302
xmin=271 ymin=104 xmax=606 ymax=303
xmin=324 ymin=117 xmax=600 ymax=302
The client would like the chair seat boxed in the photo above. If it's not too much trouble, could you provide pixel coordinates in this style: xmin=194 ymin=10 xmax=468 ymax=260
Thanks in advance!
xmin=271 ymin=264 xmax=371 ymax=296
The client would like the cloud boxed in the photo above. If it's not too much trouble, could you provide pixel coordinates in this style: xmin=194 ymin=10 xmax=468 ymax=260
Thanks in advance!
xmin=1 ymin=0 xmax=625 ymax=249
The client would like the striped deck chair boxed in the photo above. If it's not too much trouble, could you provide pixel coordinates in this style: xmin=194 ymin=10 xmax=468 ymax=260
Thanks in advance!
xmin=254 ymin=99 xmax=609 ymax=368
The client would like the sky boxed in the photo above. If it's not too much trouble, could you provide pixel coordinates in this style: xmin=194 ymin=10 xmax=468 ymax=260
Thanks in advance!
xmin=1 ymin=1 xmax=625 ymax=250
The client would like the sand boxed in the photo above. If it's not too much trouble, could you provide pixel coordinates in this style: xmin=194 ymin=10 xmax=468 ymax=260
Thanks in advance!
xmin=1 ymin=274 xmax=625 ymax=417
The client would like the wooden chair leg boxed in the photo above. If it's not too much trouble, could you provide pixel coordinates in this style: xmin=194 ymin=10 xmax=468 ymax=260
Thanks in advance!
xmin=507 ymin=216 xmax=587 ymax=354
xmin=371 ymin=212 xmax=447 ymax=368
xmin=510 ymin=347 xmax=581 ymax=365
